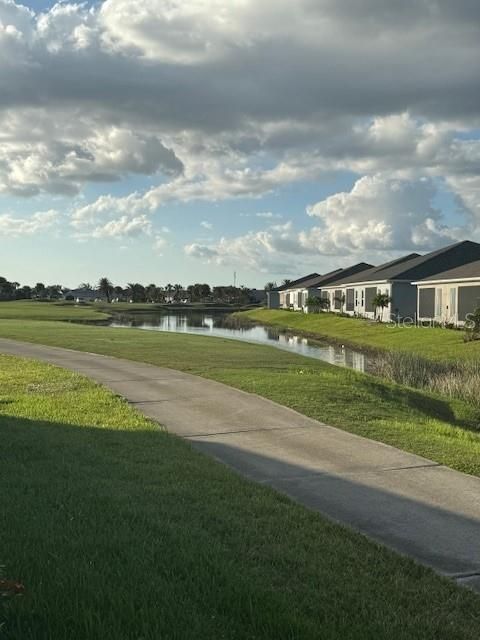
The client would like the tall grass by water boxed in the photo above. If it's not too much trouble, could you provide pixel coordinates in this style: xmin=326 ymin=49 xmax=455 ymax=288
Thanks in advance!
xmin=373 ymin=351 xmax=480 ymax=409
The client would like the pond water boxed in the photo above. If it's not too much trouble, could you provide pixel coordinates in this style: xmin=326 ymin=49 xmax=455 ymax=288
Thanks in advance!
xmin=109 ymin=311 xmax=373 ymax=373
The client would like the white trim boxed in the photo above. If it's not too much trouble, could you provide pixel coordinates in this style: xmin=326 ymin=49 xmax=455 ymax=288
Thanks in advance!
xmin=321 ymin=279 xmax=389 ymax=289
xmin=414 ymin=276 xmax=480 ymax=285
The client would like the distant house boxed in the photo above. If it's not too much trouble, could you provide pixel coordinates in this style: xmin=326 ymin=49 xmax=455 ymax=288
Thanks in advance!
xmin=271 ymin=273 xmax=320 ymax=310
xmin=414 ymin=260 xmax=480 ymax=325
xmin=320 ymin=241 xmax=480 ymax=321
xmin=291 ymin=269 xmax=343 ymax=311
xmin=318 ymin=254 xmax=419 ymax=319
xmin=64 ymin=287 xmax=104 ymax=303
xmin=305 ymin=263 xmax=376 ymax=313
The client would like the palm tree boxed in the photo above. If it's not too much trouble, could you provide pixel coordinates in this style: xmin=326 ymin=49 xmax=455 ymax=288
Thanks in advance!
xmin=126 ymin=283 xmax=146 ymax=303
xmin=264 ymin=281 xmax=277 ymax=291
xmin=113 ymin=285 xmax=125 ymax=301
xmin=0 ymin=277 xmax=16 ymax=300
xmin=146 ymin=284 xmax=158 ymax=303
xmin=165 ymin=283 xmax=174 ymax=302
xmin=46 ymin=285 xmax=62 ymax=299
xmin=372 ymin=292 xmax=392 ymax=322
xmin=173 ymin=284 xmax=183 ymax=302
xmin=97 ymin=277 xmax=114 ymax=303
xmin=33 ymin=282 xmax=46 ymax=298
xmin=282 ymin=279 xmax=292 ymax=286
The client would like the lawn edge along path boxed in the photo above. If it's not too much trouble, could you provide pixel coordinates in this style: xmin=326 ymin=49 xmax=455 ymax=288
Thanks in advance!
xmin=237 ymin=308 xmax=480 ymax=362
xmin=1 ymin=337 xmax=480 ymax=595
xmin=2 ymin=353 xmax=480 ymax=639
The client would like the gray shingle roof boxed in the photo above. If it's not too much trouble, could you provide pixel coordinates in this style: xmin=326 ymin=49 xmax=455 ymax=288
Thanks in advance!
xmin=333 ymin=241 xmax=480 ymax=285
xmin=298 ymin=269 xmax=344 ymax=289
xmin=305 ymin=263 xmax=376 ymax=288
xmin=275 ymin=272 xmax=319 ymax=291
xmin=414 ymin=259 xmax=480 ymax=282
xmin=333 ymin=253 xmax=421 ymax=285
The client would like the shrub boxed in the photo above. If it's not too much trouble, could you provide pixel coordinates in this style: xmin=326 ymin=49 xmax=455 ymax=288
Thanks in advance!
xmin=306 ymin=296 xmax=329 ymax=313
xmin=464 ymin=307 xmax=480 ymax=342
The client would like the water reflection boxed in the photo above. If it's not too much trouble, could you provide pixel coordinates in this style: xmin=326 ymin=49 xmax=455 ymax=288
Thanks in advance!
xmin=110 ymin=311 xmax=371 ymax=373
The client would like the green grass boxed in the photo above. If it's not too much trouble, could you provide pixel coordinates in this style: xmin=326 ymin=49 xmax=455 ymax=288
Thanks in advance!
xmin=0 ymin=301 xmax=109 ymax=322
xmin=238 ymin=309 xmax=480 ymax=361
xmin=1 ymin=320 xmax=480 ymax=477
xmin=1 ymin=354 xmax=480 ymax=639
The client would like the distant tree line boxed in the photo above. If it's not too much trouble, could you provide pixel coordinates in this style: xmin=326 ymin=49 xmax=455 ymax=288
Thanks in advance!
xmin=94 ymin=279 xmax=258 ymax=304
xmin=0 ymin=275 xmax=264 ymax=305
xmin=0 ymin=277 xmax=62 ymax=301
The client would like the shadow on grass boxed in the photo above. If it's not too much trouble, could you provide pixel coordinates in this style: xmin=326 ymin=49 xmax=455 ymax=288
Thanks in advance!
xmin=361 ymin=375 xmax=480 ymax=432
xmin=2 ymin=412 xmax=480 ymax=640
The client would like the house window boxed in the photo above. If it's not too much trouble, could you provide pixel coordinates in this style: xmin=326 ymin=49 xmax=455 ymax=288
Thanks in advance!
xmin=346 ymin=288 xmax=354 ymax=311
xmin=419 ymin=288 xmax=435 ymax=318
xmin=435 ymin=288 xmax=443 ymax=317
xmin=361 ymin=289 xmax=365 ymax=308
xmin=449 ymin=288 xmax=457 ymax=318
xmin=355 ymin=290 xmax=358 ymax=307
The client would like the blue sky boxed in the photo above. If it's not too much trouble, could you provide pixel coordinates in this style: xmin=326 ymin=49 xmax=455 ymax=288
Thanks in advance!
xmin=2 ymin=1 xmax=480 ymax=288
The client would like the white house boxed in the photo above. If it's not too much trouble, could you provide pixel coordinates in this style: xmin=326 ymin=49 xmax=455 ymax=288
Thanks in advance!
xmin=414 ymin=260 xmax=480 ymax=325
xmin=275 ymin=273 xmax=320 ymax=310
xmin=64 ymin=287 xmax=104 ymax=303
xmin=308 ymin=263 xmax=375 ymax=314
xmin=320 ymin=240 xmax=480 ymax=321
xmin=275 ymin=263 xmax=375 ymax=313
xmin=319 ymin=255 xmax=419 ymax=320
xmin=289 ymin=269 xmax=343 ymax=311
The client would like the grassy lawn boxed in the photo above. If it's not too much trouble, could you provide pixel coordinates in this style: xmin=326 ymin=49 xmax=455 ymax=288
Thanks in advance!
xmin=1 ymin=354 xmax=480 ymax=639
xmin=238 ymin=309 xmax=480 ymax=361
xmin=0 ymin=301 xmax=109 ymax=322
xmin=0 ymin=320 xmax=479 ymax=477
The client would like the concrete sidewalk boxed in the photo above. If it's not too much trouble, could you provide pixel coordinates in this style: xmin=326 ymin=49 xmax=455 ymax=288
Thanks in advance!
xmin=1 ymin=337 xmax=479 ymax=592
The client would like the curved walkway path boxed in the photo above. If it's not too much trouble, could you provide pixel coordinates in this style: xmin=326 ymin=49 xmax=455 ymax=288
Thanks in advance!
xmin=1 ymin=337 xmax=480 ymax=593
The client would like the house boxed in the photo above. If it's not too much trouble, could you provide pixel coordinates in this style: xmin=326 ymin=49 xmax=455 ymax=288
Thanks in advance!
xmin=275 ymin=269 xmax=343 ymax=311
xmin=266 ymin=290 xmax=280 ymax=309
xmin=305 ymin=263 xmax=376 ymax=313
xmin=269 ymin=264 xmax=375 ymax=312
xmin=273 ymin=273 xmax=320 ymax=309
xmin=64 ymin=287 xmax=103 ymax=303
xmin=319 ymin=254 xmax=419 ymax=319
xmin=319 ymin=240 xmax=480 ymax=321
xmin=292 ymin=269 xmax=343 ymax=311
xmin=414 ymin=260 xmax=480 ymax=325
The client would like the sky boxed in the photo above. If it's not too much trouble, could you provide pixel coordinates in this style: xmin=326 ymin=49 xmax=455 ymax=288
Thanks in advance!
xmin=1 ymin=1 xmax=480 ymax=289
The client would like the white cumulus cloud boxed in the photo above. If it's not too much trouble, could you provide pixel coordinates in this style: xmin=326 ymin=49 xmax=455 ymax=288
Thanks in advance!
xmin=0 ymin=209 xmax=59 ymax=236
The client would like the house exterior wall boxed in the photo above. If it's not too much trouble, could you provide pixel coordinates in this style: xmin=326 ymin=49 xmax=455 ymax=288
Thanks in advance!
xmin=280 ymin=287 xmax=319 ymax=311
xmin=279 ymin=289 xmax=300 ymax=310
xmin=417 ymin=281 xmax=480 ymax=325
xmin=323 ymin=282 xmax=392 ymax=319
xmin=267 ymin=291 xmax=280 ymax=309
xmin=279 ymin=291 xmax=293 ymax=309
xmin=359 ymin=283 xmax=392 ymax=319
